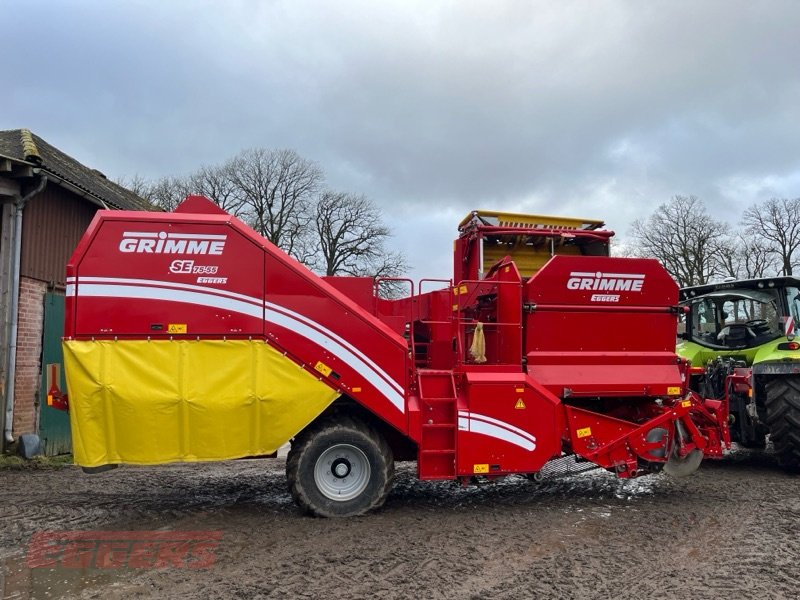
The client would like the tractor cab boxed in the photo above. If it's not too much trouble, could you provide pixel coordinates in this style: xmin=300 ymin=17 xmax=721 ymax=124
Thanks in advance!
xmin=682 ymin=288 xmax=783 ymax=349
xmin=680 ymin=278 xmax=800 ymax=352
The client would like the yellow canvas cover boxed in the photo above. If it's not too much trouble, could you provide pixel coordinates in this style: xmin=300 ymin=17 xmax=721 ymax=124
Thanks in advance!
xmin=63 ymin=339 xmax=340 ymax=467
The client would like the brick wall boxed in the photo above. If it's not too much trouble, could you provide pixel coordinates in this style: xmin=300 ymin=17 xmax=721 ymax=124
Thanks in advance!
xmin=12 ymin=277 xmax=46 ymax=437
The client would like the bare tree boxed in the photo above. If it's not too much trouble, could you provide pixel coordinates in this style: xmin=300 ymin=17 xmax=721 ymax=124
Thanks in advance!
xmin=719 ymin=234 xmax=778 ymax=280
xmin=742 ymin=198 xmax=800 ymax=276
xmin=115 ymin=175 xmax=191 ymax=211
xmin=115 ymin=174 xmax=152 ymax=199
xmin=118 ymin=149 xmax=408 ymax=281
xmin=630 ymin=195 xmax=729 ymax=287
xmin=227 ymin=148 xmax=323 ymax=260
xmin=312 ymin=191 xmax=409 ymax=278
xmin=184 ymin=164 xmax=246 ymax=217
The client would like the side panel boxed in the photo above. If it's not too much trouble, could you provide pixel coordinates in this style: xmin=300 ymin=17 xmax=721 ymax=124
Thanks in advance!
xmin=457 ymin=372 xmax=562 ymax=476
xmin=66 ymin=208 xmax=411 ymax=440
xmin=525 ymin=256 xmax=683 ymax=397
xmin=71 ymin=216 xmax=265 ymax=337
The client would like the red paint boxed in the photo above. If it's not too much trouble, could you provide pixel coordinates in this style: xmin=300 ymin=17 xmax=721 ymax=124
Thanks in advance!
xmin=64 ymin=197 xmax=729 ymax=480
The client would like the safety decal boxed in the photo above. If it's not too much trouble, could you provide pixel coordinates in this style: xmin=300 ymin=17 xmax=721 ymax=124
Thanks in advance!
xmin=667 ymin=386 xmax=681 ymax=396
xmin=473 ymin=464 xmax=489 ymax=474
xmin=576 ymin=427 xmax=592 ymax=439
xmin=167 ymin=323 xmax=187 ymax=334
xmin=514 ymin=399 xmax=526 ymax=409
xmin=314 ymin=361 xmax=333 ymax=377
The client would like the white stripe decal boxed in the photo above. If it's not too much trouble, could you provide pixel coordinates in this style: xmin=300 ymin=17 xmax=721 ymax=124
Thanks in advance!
xmin=76 ymin=282 xmax=406 ymax=413
xmin=458 ymin=410 xmax=537 ymax=445
xmin=79 ymin=276 xmax=262 ymax=304
xmin=469 ymin=420 xmax=535 ymax=451
xmin=263 ymin=307 xmax=405 ymax=411
xmin=461 ymin=416 xmax=536 ymax=451
xmin=266 ymin=301 xmax=404 ymax=396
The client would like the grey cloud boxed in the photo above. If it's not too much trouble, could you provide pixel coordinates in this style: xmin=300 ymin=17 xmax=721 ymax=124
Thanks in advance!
xmin=3 ymin=0 xmax=800 ymax=278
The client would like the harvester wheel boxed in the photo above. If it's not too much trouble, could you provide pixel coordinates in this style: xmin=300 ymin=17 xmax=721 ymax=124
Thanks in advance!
xmin=663 ymin=447 xmax=703 ymax=477
xmin=286 ymin=416 xmax=394 ymax=517
xmin=764 ymin=378 xmax=800 ymax=472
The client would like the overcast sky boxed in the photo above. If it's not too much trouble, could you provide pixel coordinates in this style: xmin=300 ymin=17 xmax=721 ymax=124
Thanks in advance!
xmin=4 ymin=0 xmax=800 ymax=278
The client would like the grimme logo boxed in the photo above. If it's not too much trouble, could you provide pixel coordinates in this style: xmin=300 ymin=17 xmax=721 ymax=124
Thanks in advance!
xmin=26 ymin=530 xmax=222 ymax=570
xmin=119 ymin=232 xmax=227 ymax=255
xmin=567 ymin=271 xmax=645 ymax=294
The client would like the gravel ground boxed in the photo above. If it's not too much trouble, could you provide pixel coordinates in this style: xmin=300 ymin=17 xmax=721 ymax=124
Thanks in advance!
xmin=1 ymin=447 xmax=798 ymax=599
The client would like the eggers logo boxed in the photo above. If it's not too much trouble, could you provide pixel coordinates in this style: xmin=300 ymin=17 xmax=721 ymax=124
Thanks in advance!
xmin=26 ymin=530 xmax=222 ymax=570
xmin=567 ymin=271 xmax=645 ymax=292
xmin=119 ymin=232 xmax=227 ymax=255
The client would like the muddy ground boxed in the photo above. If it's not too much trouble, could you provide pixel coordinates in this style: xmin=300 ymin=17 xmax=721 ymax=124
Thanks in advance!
xmin=1 ymin=447 xmax=798 ymax=600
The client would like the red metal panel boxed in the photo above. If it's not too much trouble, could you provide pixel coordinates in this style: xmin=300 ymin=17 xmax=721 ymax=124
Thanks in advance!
xmin=456 ymin=372 xmax=562 ymax=476
xmin=524 ymin=255 xmax=683 ymax=398
xmin=66 ymin=208 xmax=411 ymax=435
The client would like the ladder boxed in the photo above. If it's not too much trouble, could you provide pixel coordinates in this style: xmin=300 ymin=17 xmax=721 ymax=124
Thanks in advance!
xmin=417 ymin=370 xmax=458 ymax=479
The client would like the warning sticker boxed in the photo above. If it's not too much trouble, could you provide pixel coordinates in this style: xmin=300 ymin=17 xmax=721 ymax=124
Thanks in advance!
xmin=473 ymin=464 xmax=489 ymax=474
xmin=681 ymin=400 xmax=692 ymax=408
xmin=314 ymin=361 xmax=332 ymax=377
xmin=667 ymin=386 xmax=681 ymax=396
xmin=167 ymin=324 xmax=187 ymax=334
xmin=576 ymin=427 xmax=592 ymax=439
xmin=514 ymin=399 xmax=526 ymax=409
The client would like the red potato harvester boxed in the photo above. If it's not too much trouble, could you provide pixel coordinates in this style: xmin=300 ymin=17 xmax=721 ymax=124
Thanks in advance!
xmin=57 ymin=198 xmax=729 ymax=517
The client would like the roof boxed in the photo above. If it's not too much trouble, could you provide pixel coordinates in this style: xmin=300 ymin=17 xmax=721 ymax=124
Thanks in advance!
xmin=0 ymin=129 xmax=154 ymax=211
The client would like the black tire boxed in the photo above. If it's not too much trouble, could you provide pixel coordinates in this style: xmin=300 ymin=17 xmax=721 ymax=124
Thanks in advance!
xmin=764 ymin=378 xmax=800 ymax=472
xmin=739 ymin=437 xmax=768 ymax=450
xmin=286 ymin=416 xmax=394 ymax=517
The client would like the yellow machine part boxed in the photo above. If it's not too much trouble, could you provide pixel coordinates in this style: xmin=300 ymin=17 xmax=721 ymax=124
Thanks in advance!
xmin=63 ymin=339 xmax=340 ymax=467
xmin=458 ymin=210 xmax=605 ymax=231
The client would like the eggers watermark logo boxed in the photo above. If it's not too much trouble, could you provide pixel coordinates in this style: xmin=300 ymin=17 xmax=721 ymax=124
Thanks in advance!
xmin=26 ymin=530 xmax=222 ymax=570
xmin=119 ymin=232 xmax=227 ymax=255
xmin=567 ymin=271 xmax=645 ymax=292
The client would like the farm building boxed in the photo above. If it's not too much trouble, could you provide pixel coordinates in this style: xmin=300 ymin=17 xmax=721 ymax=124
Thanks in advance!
xmin=0 ymin=129 xmax=151 ymax=455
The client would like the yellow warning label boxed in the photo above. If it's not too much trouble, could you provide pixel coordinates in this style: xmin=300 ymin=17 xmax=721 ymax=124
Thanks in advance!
xmin=452 ymin=304 xmax=459 ymax=311
xmin=515 ymin=387 xmax=524 ymax=393
xmin=473 ymin=464 xmax=489 ymax=474
xmin=576 ymin=427 xmax=592 ymax=439
xmin=167 ymin=324 xmax=187 ymax=334
xmin=351 ymin=387 xmax=362 ymax=393
xmin=667 ymin=386 xmax=681 ymax=396
xmin=314 ymin=361 xmax=332 ymax=377
xmin=459 ymin=284 xmax=468 ymax=295
xmin=515 ymin=399 xmax=526 ymax=409
xmin=453 ymin=286 xmax=460 ymax=296
xmin=681 ymin=400 xmax=692 ymax=408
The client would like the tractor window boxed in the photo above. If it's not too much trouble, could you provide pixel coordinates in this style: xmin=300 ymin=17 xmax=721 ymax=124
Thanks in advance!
xmin=786 ymin=287 xmax=800 ymax=334
xmin=689 ymin=289 xmax=781 ymax=348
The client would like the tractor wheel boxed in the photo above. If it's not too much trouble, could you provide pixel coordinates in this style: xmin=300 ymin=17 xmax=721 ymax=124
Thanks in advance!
xmin=286 ymin=416 xmax=394 ymax=517
xmin=738 ymin=436 xmax=767 ymax=450
xmin=764 ymin=378 xmax=800 ymax=472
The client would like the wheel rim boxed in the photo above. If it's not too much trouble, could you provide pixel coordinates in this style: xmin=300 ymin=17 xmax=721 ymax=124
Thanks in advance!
xmin=314 ymin=444 xmax=371 ymax=502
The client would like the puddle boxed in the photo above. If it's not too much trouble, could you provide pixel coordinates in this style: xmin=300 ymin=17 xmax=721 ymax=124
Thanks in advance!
xmin=2 ymin=553 xmax=125 ymax=599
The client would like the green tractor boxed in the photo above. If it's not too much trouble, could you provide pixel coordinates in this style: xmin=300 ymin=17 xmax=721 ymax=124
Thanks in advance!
xmin=678 ymin=277 xmax=800 ymax=471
